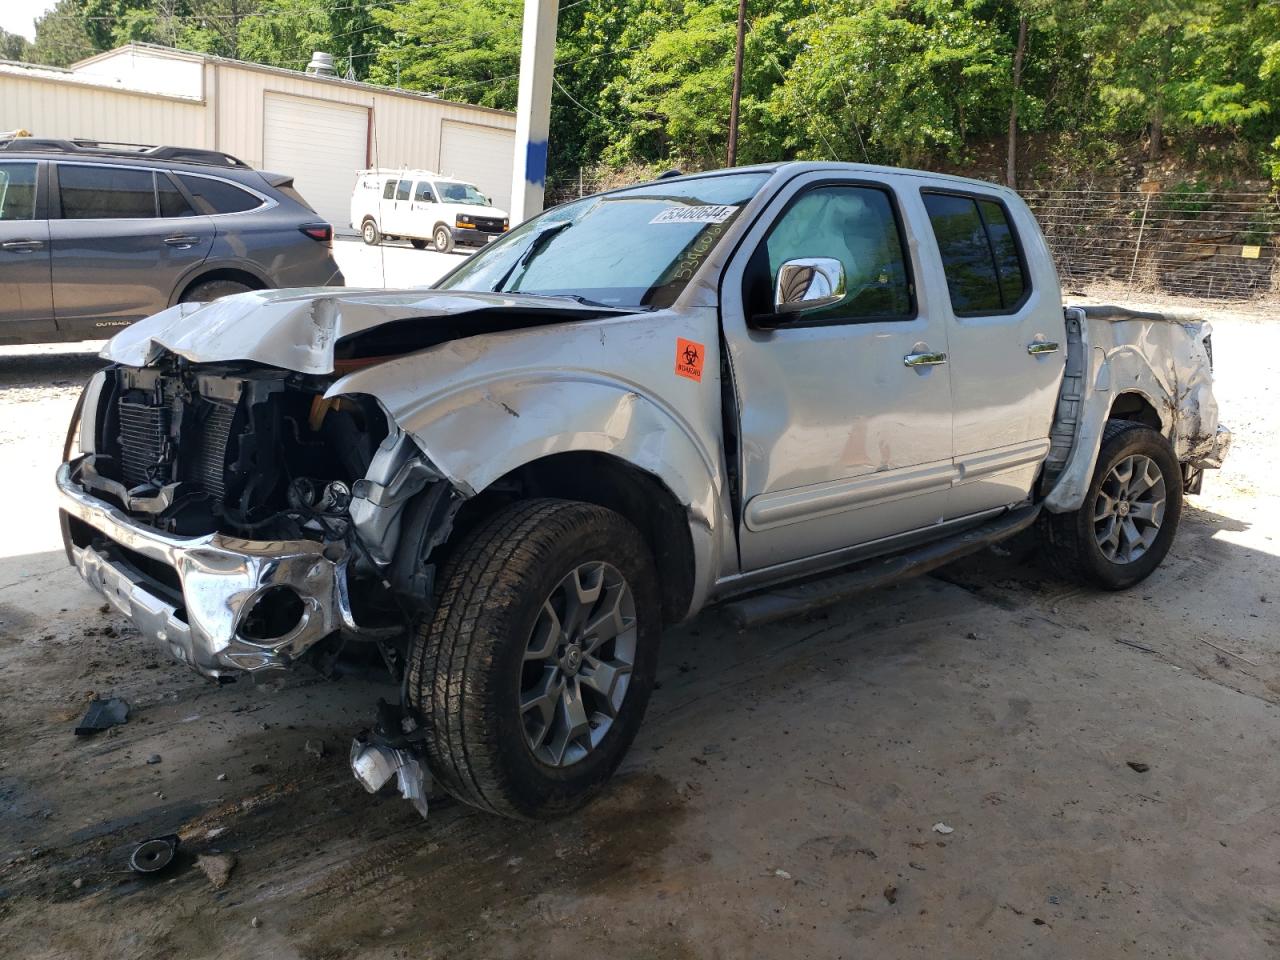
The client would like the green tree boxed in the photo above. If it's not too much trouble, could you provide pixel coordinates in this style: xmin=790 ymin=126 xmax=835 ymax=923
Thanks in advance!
xmin=0 ymin=28 xmax=32 ymax=61
xmin=28 ymin=0 xmax=97 ymax=66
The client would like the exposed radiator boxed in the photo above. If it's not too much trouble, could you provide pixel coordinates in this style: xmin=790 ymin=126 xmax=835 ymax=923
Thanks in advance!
xmin=190 ymin=402 xmax=236 ymax=500
xmin=117 ymin=398 xmax=170 ymax=489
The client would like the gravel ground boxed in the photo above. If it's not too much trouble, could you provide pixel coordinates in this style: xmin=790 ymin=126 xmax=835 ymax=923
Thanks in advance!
xmin=1 ymin=294 xmax=1278 ymax=959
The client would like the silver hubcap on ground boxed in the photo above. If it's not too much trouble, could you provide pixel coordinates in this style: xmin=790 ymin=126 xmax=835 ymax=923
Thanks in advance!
xmin=1094 ymin=453 xmax=1166 ymax=564
xmin=520 ymin=561 xmax=637 ymax=768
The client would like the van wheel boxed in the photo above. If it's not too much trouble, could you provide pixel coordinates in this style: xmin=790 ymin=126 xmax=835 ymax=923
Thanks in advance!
xmin=407 ymin=499 xmax=661 ymax=820
xmin=361 ymin=218 xmax=381 ymax=245
xmin=1040 ymin=419 xmax=1183 ymax=590
xmin=433 ymin=225 xmax=455 ymax=254
xmin=410 ymin=238 xmax=428 ymax=250
xmin=181 ymin=279 xmax=253 ymax=303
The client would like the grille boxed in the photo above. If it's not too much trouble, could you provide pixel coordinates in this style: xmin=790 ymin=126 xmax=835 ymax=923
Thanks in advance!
xmin=117 ymin=399 xmax=170 ymax=489
xmin=473 ymin=216 xmax=504 ymax=233
xmin=189 ymin=401 xmax=236 ymax=500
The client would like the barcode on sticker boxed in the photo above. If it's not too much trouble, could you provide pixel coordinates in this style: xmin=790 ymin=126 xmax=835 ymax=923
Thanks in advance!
xmin=650 ymin=205 xmax=739 ymax=225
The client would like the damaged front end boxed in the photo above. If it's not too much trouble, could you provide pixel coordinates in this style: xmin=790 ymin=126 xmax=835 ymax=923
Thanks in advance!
xmin=58 ymin=353 xmax=456 ymax=681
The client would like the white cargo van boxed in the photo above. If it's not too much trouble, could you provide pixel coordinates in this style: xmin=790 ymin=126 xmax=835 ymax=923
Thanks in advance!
xmin=349 ymin=168 xmax=510 ymax=253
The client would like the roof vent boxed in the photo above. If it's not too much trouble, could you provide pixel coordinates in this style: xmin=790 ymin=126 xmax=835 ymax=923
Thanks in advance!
xmin=305 ymin=52 xmax=336 ymax=77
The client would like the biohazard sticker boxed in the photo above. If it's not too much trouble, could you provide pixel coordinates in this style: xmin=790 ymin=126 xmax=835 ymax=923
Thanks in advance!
xmin=675 ymin=338 xmax=705 ymax=382
xmin=650 ymin=205 xmax=739 ymax=225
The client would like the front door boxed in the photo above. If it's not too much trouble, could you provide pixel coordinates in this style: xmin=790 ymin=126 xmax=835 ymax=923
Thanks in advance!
xmin=917 ymin=190 xmax=1066 ymax=518
xmin=48 ymin=163 xmax=215 ymax=335
xmin=408 ymin=180 xmax=437 ymax=238
xmin=720 ymin=174 xmax=955 ymax=573
xmin=0 ymin=159 xmax=54 ymax=336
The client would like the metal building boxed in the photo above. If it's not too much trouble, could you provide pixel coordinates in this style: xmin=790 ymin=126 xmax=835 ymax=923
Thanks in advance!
xmin=0 ymin=43 xmax=517 ymax=229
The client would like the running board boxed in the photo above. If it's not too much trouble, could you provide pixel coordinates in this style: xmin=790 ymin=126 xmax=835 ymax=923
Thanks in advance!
xmin=723 ymin=505 xmax=1041 ymax=629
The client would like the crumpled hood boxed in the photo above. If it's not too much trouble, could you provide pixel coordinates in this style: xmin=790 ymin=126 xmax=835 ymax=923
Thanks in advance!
xmin=102 ymin=287 xmax=613 ymax=375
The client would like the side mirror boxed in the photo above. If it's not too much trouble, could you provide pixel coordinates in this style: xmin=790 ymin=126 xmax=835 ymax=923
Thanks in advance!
xmin=774 ymin=257 xmax=846 ymax=314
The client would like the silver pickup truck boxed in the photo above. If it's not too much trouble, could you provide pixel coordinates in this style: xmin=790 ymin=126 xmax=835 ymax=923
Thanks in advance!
xmin=57 ymin=162 xmax=1229 ymax=820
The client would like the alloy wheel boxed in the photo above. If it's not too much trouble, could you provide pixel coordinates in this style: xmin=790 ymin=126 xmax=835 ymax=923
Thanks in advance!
xmin=520 ymin=561 xmax=637 ymax=767
xmin=1093 ymin=453 xmax=1167 ymax=564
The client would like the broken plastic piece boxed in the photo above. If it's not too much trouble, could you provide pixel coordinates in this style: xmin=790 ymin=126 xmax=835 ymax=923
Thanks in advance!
xmin=129 ymin=835 xmax=179 ymax=874
xmin=74 ymin=697 xmax=129 ymax=736
xmin=349 ymin=699 xmax=432 ymax=819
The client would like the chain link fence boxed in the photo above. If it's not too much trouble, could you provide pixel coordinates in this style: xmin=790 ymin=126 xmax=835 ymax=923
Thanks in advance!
xmin=1014 ymin=186 xmax=1277 ymax=301
xmin=548 ymin=172 xmax=1280 ymax=303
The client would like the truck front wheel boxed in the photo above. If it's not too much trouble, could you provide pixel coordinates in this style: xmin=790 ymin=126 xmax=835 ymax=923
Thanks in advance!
xmin=407 ymin=499 xmax=661 ymax=819
xmin=1041 ymin=419 xmax=1183 ymax=590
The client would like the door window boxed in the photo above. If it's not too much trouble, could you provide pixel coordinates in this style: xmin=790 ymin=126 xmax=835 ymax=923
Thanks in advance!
xmin=922 ymin=192 xmax=1029 ymax=314
xmin=745 ymin=184 xmax=913 ymax=323
xmin=382 ymin=179 xmax=396 ymax=200
xmin=175 ymin=175 xmax=262 ymax=215
xmin=395 ymin=179 xmax=411 ymax=201
xmin=413 ymin=182 xmax=436 ymax=203
xmin=0 ymin=162 xmax=37 ymax=220
xmin=157 ymin=173 xmax=194 ymax=217
xmin=58 ymin=165 xmax=155 ymax=219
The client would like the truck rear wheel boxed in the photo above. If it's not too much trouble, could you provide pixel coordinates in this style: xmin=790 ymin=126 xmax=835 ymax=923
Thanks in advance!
xmin=407 ymin=499 xmax=661 ymax=819
xmin=361 ymin=218 xmax=381 ymax=245
xmin=1041 ymin=419 xmax=1183 ymax=590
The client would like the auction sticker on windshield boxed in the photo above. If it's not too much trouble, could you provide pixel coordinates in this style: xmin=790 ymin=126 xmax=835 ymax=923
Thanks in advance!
xmin=651 ymin=205 xmax=739 ymax=225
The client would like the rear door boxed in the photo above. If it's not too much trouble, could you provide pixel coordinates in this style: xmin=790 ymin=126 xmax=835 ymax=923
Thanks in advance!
xmin=0 ymin=158 xmax=54 ymax=335
xmin=48 ymin=163 xmax=215 ymax=334
xmin=720 ymin=172 xmax=955 ymax=572
xmin=918 ymin=189 xmax=1065 ymax=518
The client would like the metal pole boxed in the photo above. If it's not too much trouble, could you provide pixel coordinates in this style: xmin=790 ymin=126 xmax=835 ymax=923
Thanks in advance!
xmin=726 ymin=0 xmax=747 ymax=166
xmin=510 ymin=0 xmax=560 ymax=223
xmin=1129 ymin=191 xmax=1153 ymax=286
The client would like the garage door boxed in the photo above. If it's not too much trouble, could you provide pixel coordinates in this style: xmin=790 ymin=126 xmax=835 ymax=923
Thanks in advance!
xmin=439 ymin=120 xmax=515 ymax=214
xmin=262 ymin=93 xmax=367 ymax=231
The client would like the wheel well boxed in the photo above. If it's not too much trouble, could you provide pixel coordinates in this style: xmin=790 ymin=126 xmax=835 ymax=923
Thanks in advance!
xmin=449 ymin=452 xmax=696 ymax=625
xmin=362 ymin=215 xmax=377 ymax=226
xmin=178 ymin=268 xmax=266 ymax=302
xmin=1108 ymin=392 xmax=1163 ymax=431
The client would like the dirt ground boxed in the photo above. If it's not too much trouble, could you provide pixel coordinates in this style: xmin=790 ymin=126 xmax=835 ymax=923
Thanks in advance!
xmin=2 ymin=295 xmax=1279 ymax=959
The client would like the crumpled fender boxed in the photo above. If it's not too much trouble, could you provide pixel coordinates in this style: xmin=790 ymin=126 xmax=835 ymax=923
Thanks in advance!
xmin=327 ymin=310 xmax=727 ymax=615
xmin=1045 ymin=308 xmax=1222 ymax=513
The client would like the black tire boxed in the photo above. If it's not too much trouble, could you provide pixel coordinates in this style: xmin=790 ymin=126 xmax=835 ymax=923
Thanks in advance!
xmin=410 ymin=238 xmax=428 ymax=250
xmin=361 ymin=218 xmax=381 ymax=245
xmin=408 ymin=499 xmax=661 ymax=819
xmin=433 ymin=224 xmax=455 ymax=254
xmin=181 ymin=279 xmax=253 ymax=304
xmin=1041 ymin=419 xmax=1183 ymax=590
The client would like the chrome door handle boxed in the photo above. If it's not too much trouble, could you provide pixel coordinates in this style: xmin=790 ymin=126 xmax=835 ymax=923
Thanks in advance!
xmin=1027 ymin=341 xmax=1060 ymax=355
xmin=903 ymin=351 xmax=948 ymax=367
xmin=164 ymin=235 xmax=200 ymax=248
xmin=1 ymin=239 xmax=43 ymax=252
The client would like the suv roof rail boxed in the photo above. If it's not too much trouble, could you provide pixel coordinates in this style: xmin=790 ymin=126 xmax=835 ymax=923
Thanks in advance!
xmin=0 ymin=137 xmax=250 ymax=169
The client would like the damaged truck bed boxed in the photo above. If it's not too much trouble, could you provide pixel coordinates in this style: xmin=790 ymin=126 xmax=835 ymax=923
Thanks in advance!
xmin=57 ymin=161 xmax=1229 ymax=821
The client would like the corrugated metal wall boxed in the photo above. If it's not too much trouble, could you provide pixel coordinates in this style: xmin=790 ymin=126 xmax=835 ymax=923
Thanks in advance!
xmin=0 ymin=71 xmax=206 ymax=148
xmin=209 ymin=63 xmax=515 ymax=174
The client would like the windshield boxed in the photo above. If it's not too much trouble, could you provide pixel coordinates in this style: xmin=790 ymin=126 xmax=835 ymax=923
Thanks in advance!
xmin=438 ymin=171 xmax=769 ymax=309
xmin=438 ymin=182 xmax=488 ymax=205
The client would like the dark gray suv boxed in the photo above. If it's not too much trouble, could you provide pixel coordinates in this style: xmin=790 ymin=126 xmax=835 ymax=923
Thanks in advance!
xmin=0 ymin=138 xmax=344 ymax=345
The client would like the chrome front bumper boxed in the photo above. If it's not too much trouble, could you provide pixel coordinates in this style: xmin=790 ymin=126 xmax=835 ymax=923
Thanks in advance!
xmin=57 ymin=460 xmax=351 ymax=679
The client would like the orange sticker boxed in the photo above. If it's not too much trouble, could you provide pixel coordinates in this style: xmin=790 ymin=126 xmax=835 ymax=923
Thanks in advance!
xmin=675 ymin=338 xmax=705 ymax=382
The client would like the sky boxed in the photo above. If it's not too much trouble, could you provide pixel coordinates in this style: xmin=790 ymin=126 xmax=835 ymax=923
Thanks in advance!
xmin=2 ymin=0 xmax=57 ymax=40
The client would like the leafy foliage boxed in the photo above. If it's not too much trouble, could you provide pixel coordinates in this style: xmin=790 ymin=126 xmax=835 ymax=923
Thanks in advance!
xmin=14 ymin=0 xmax=1280 ymax=181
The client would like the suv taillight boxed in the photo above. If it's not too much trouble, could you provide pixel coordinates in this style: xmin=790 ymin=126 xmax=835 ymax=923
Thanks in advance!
xmin=300 ymin=224 xmax=333 ymax=246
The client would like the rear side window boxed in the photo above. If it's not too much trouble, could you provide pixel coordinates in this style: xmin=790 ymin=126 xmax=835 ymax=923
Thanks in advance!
xmin=176 ymin=174 xmax=263 ymax=215
xmin=395 ymin=179 xmax=411 ymax=201
xmin=156 ymin=173 xmax=194 ymax=217
xmin=0 ymin=162 xmax=37 ymax=220
xmin=382 ymin=179 xmax=396 ymax=199
xmin=922 ymin=192 xmax=1029 ymax=314
xmin=414 ymin=182 xmax=436 ymax=202
xmin=59 ymin=165 xmax=154 ymax=219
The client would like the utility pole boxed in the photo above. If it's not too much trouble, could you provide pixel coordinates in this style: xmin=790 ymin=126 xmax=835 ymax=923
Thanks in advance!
xmin=510 ymin=0 xmax=560 ymax=223
xmin=726 ymin=0 xmax=747 ymax=166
